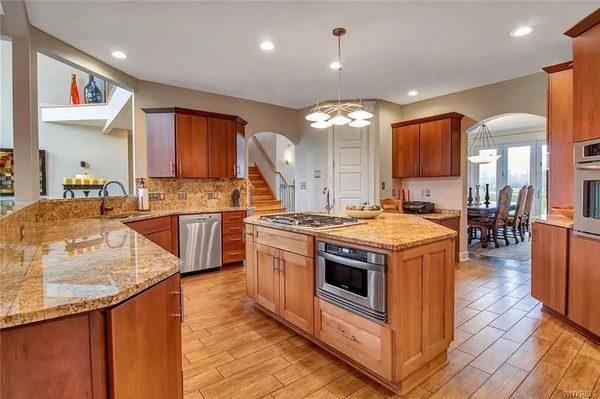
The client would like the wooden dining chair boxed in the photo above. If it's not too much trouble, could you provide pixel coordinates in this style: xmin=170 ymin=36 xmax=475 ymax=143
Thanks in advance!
xmin=520 ymin=185 xmax=535 ymax=237
xmin=468 ymin=185 xmax=512 ymax=248
xmin=506 ymin=185 xmax=528 ymax=244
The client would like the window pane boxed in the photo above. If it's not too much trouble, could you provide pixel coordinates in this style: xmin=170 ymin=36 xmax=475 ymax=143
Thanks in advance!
xmin=478 ymin=149 xmax=497 ymax=201
xmin=507 ymin=146 xmax=531 ymax=200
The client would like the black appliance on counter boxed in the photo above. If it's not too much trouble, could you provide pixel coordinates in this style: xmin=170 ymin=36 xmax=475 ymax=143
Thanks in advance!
xmin=402 ymin=201 xmax=435 ymax=214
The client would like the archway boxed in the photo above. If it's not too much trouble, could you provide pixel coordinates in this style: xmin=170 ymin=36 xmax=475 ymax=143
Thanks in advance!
xmin=466 ymin=113 xmax=546 ymax=261
xmin=247 ymin=132 xmax=295 ymax=214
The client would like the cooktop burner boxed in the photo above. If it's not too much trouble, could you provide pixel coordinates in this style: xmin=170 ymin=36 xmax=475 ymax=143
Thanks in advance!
xmin=259 ymin=213 xmax=362 ymax=230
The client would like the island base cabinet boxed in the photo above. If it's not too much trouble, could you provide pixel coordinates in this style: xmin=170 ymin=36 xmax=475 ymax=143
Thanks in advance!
xmin=314 ymin=298 xmax=392 ymax=379
xmin=107 ymin=274 xmax=183 ymax=399
xmin=568 ymin=233 xmax=600 ymax=336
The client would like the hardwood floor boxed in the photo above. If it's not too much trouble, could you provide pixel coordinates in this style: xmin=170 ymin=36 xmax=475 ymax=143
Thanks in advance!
xmin=181 ymin=257 xmax=600 ymax=398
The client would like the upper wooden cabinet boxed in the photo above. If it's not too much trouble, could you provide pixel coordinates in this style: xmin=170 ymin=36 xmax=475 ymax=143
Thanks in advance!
xmin=391 ymin=112 xmax=463 ymax=178
xmin=543 ymin=62 xmax=573 ymax=209
xmin=566 ymin=10 xmax=600 ymax=142
xmin=143 ymin=107 xmax=247 ymax=179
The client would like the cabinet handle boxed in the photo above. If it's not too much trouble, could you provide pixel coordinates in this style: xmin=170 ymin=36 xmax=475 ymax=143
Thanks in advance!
xmin=420 ymin=164 xmax=423 ymax=175
xmin=229 ymin=238 xmax=242 ymax=243
xmin=179 ymin=162 xmax=182 ymax=176
xmin=337 ymin=328 xmax=357 ymax=342
xmin=233 ymin=164 xmax=237 ymax=176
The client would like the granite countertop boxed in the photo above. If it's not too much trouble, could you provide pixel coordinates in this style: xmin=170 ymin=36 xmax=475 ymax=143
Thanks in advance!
xmin=532 ymin=214 xmax=574 ymax=229
xmin=382 ymin=209 xmax=461 ymax=221
xmin=0 ymin=218 xmax=182 ymax=329
xmin=101 ymin=206 xmax=251 ymax=223
xmin=245 ymin=212 xmax=457 ymax=251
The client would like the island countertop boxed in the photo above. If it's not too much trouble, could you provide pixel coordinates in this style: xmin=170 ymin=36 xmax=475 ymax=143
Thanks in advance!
xmin=245 ymin=212 xmax=457 ymax=251
xmin=0 ymin=217 xmax=182 ymax=329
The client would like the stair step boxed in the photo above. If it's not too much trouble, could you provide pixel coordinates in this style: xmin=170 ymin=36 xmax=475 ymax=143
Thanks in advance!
xmin=252 ymin=199 xmax=281 ymax=206
xmin=254 ymin=203 xmax=285 ymax=210
xmin=253 ymin=187 xmax=270 ymax=194
xmin=253 ymin=193 xmax=275 ymax=201
xmin=254 ymin=208 xmax=286 ymax=215
xmin=251 ymin=181 xmax=268 ymax=188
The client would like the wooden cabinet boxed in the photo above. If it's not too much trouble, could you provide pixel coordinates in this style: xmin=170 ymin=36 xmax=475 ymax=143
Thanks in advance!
xmin=245 ymin=225 xmax=255 ymax=300
xmin=392 ymin=124 xmax=420 ymax=177
xmin=530 ymin=222 xmax=569 ymax=315
xmin=543 ymin=62 xmax=573 ymax=208
xmin=143 ymin=107 xmax=247 ymax=179
xmin=222 ymin=211 xmax=246 ymax=264
xmin=1 ymin=275 xmax=182 ymax=399
xmin=568 ymin=232 xmax=600 ymax=335
xmin=391 ymin=112 xmax=462 ymax=178
xmin=566 ymin=11 xmax=600 ymax=142
xmin=254 ymin=242 xmax=314 ymax=334
xmin=125 ymin=216 xmax=178 ymax=256
xmin=314 ymin=298 xmax=392 ymax=379
xmin=108 ymin=274 xmax=182 ymax=399
xmin=423 ymin=216 xmax=460 ymax=263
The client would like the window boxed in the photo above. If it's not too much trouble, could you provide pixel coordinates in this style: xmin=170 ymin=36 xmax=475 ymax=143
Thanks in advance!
xmin=478 ymin=149 xmax=498 ymax=201
xmin=507 ymin=145 xmax=531 ymax=201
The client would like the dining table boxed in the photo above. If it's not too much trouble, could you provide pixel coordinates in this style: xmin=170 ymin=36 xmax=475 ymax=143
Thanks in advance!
xmin=467 ymin=201 xmax=516 ymax=217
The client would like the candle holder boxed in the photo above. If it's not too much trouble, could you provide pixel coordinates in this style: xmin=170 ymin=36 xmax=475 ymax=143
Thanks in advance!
xmin=468 ymin=187 xmax=473 ymax=206
xmin=484 ymin=184 xmax=491 ymax=207
xmin=474 ymin=184 xmax=481 ymax=205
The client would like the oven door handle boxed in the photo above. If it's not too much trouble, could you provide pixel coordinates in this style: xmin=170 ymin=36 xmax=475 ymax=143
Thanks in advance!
xmin=574 ymin=230 xmax=600 ymax=240
xmin=316 ymin=251 xmax=386 ymax=273
xmin=575 ymin=164 xmax=600 ymax=171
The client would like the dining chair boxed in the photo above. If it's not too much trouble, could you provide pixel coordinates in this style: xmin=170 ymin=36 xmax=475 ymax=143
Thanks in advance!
xmin=520 ymin=185 xmax=535 ymax=237
xmin=380 ymin=197 xmax=400 ymax=211
xmin=506 ymin=185 xmax=528 ymax=244
xmin=468 ymin=185 xmax=512 ymax=248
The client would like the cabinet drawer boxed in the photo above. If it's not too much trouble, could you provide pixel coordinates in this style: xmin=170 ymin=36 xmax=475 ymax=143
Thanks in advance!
xmin=223 ymin=234 xmax=244 ymax=250
xmin=255 ymin=226 xmax=314 ymax=257
xmin=223 ymin=248 xmax=245 ymax=264
xmin=314 ymin=298 xmax=392 ymax=379
xmin=223 ymin=211 xmax=247 ymax=223
xmin=223 ymin=222 xmax=244 ymax=235
xmin=125 ymin=216 xmax=171 ymax=236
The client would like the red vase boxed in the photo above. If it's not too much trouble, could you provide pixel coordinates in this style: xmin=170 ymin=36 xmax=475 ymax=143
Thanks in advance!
xmin=70 ymin=74 xmax=80 ymax=105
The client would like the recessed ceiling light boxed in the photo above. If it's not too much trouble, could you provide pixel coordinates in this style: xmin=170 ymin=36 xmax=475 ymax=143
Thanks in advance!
xmin=511 ymin=26 xmax=533 ymax=37
xmin=329 ymin=61 xmax=342 ymax=70
xmin=111 ymin=51 xmax=127 ymax=59
xmin=260 ymin=41 xmax=274 ymax=51
xmin=408 ymin=90 xmax=418 ymax=97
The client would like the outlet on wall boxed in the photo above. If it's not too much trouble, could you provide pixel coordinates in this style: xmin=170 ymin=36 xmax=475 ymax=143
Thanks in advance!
xmin=149 ymin=192 xmax=165 ymax=201
xmin=207 ymin=192 xmax=219 ymax=200
xmin=177 ymin=192 xmax=187 ymax=200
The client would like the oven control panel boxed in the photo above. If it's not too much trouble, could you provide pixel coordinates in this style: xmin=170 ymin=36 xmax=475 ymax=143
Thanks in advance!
xmin=584 ymin=142 xmax=600 ymax=158
xmin=324 ymin=243 xmax=368 ymax=262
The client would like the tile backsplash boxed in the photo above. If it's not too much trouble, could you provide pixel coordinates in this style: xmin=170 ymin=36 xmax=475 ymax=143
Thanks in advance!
xmin=139 ymin=178 xmax=248 ymax=210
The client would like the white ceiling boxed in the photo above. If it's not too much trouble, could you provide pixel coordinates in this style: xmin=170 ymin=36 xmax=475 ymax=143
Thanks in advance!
xmin=25 ymin=1 xmax=598 ymax=109
xmin=469 ymin=113 xmax=546 ymax=136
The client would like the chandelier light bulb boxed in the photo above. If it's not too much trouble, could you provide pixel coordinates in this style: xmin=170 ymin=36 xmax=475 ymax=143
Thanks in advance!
xmin=347 ymin=109 xmax=373 ymax=120
xmin=349 ymin=119 xmax=371 ymax=128
xmin=305 ymin=111 xmax=331 ymax=122
xmin=311 ymin=120 xmax=333 ymax=129
xmin=330 ymin=113 xmax=351 ymax=126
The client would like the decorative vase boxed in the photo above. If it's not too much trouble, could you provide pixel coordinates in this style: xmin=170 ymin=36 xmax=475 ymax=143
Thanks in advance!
xmin=484 ymin=184 xmax=491 ymax=207
xmin=84 ymin=75 xmax=103 ymax=104
xmin=475 ymin=184 xmax=481 ymax=205
xmin=70 ymin=74 xmax=80 ymax=105
xmin=468 ymin=187 xmax=473 ymax=206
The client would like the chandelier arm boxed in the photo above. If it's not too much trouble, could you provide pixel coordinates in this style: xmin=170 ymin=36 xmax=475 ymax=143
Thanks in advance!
xmin=337 ymin=34 xmax=342 ymax=105
xmin=467 ymin=126 xmax=481 ymax=156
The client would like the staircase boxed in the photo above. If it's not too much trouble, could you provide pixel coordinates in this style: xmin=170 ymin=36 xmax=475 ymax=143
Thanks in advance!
xmin=249 ymin=165 xmax=286 ymax=215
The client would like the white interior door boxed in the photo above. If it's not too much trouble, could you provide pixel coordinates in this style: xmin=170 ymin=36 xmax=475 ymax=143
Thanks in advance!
xmin=332 ymin=125 xmax=370 ymax=210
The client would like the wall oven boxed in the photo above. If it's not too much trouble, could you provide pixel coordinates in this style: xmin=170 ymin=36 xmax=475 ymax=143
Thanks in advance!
xmin=574 ymin=138 xmax=600 ymax=239
xmin=315 ymin=241 xmax=387 ymax=321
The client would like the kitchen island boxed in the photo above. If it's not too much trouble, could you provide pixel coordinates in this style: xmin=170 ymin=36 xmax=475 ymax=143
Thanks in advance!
xmin=244 ymin=212 xmax=457 ymax=394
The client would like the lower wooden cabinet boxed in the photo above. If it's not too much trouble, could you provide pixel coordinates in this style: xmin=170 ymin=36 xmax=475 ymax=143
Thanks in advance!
xmin=531 ymin=222 xmax=568 ymax=315
xmin=0 ymin=275 xmax=182 ymax=399
xmin=223 ymin=211 xmax=247 ymax=264
xmin=125 ymin=216 xmax=178 ymax=256
xmin=108 ymin=274 xmax=182 ymax=398
xmin=568 ymin=233 xmax=600 ymax=335
xmin=253 ymin=242 xmax=314 ymax=334
xmin=314 ymin=298 xmax=392 ymax=379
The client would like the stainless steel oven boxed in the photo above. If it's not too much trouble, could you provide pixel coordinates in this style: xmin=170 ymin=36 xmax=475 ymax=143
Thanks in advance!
xmin=574 ymin=138 xmax=600 ymax=239
xmin=315 ymin=241 xmax=387 ymax=321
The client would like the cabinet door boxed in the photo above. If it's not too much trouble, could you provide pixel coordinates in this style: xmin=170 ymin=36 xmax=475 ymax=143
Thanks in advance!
xmin=392 ymin=125 xmax=420 ymax=178
xmin=236 ymin=123 xmax=246 ymax=178
xmin=547 ymin=68 xmax=573 ymax=208
xmin=573 ymin=23 xmax=600 ymax=142
xmin=175 ymin=114 xmax=208 ymax=178
xmin=419 ymin=119 xmax=452 ymax=177
xmin=568 ymin=233 xmax=600 ymax=335
xmin=146 ymin=113 xmax=176 ymax=177
xmin=279 ymin=250 xmax=314 ymax=334
xmin=254 ymin=243 xmax=280 ymax=313
xmin=146 ymin=229 xmax=173 ymax=254
xmin=208 ymin=118 xmax=236 ymax=178
xmin=245 ymin=228 xmax=255 ymax=300
xmin=107 ymin=274 xmax=182 ymax=399
xmin=530 ymin=223 xmax=568 ymax=314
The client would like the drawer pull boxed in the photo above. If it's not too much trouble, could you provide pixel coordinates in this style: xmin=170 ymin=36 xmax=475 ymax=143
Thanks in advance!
xmin=229 ymin=238 xmax=242 ymax=243
xmin=337 ymin=329 xmax=357 ymax=342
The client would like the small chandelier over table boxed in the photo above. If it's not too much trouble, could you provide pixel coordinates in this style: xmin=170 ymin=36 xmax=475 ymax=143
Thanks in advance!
xmin=305 ymin=27 xmax=373 ymax=129
xmin=467 ymin=124 xmax=502 ymax=164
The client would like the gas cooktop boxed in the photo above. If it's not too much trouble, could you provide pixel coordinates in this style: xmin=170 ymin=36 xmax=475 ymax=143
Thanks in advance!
xmin=259 ymin=213 xmax=363 ymax=230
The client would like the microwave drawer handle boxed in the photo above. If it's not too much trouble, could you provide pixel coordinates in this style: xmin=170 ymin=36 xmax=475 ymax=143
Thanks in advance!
xmin=574 ymin=230 xmax=600 ymax=240
xmin=576 ymin=164 xmax=600 ymax=170
xmin=316 ymin=250 xmax=385 ymax=272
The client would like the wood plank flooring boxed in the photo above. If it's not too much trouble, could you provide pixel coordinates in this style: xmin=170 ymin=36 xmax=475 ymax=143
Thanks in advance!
xmin=181 ymin=255 xmax=600 ymax=398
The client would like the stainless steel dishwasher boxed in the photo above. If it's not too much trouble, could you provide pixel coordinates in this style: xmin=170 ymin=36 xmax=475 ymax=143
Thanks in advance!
xmin=179 ymin=213 xmax=222 ymax=273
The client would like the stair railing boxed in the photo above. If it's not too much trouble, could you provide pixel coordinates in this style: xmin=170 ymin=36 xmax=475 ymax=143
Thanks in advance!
xmin=251 ymin=136 xmax=295 ymax=212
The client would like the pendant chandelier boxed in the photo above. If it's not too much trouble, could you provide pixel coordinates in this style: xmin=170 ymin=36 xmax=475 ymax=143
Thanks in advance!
xmin=467 ymin=124 xmax=502 ymax=164
xmin=305 ymin=27 xmax=373 ymax=129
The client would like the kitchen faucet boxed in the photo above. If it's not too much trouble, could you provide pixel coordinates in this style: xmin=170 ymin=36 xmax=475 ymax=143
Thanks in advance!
xmin=100 ymin=180 xmax=128 ymax=215
xmin=322 ymin=187 xmax=334 ymax=215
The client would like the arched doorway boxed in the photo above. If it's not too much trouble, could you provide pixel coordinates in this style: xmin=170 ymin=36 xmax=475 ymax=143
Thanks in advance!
xmin=466 ymin=113 xmax=546 ymax=261
xmin=247 ymin=132 xmax=295 ymax=214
